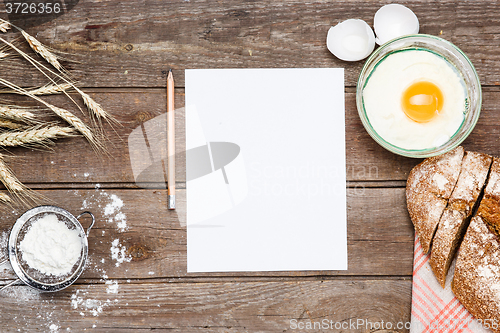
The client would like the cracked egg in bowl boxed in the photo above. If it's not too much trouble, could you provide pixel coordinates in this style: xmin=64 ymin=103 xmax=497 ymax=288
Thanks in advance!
xmin=356 ymin=34 xmax=481 ymax=158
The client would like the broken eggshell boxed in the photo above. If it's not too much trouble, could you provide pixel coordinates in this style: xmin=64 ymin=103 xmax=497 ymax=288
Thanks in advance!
xmin=374 ymin=4 xmax=419 ymax=45
xmin=327 ymin=19 xmax=375 ymax=62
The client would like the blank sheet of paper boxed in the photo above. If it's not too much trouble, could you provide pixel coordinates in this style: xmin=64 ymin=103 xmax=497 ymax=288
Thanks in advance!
xmin=185 ymin=68 xmax=346 ymax=272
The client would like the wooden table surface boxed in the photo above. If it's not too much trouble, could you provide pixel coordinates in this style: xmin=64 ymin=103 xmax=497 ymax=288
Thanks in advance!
xmin=1 ymin=0 xmax=499 ymax=332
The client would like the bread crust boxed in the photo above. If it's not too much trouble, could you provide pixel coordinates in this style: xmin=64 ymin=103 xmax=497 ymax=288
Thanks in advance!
xmin=452 ymin=216 xmax=500 ymax=333
xmin=477 ymin=158 xmax=500 ymax=238
xmin=430 ymin=152 xmax=492 ymax=287
xmin=406 ymin=146 xmax=464 ymax=253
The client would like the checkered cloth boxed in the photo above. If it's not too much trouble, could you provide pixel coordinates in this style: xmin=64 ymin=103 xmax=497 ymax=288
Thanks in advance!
xmin=410 ymin=234 xmax=491 ymax=333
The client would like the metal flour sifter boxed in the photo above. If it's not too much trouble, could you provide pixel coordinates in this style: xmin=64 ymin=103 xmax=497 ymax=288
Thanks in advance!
xmin=0 ymin=205 xmax=94 ymax=292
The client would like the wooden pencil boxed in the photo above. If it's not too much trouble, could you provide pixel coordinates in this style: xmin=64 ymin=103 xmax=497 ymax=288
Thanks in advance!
xmin=167 ymin=69 xmax=175 ymax=209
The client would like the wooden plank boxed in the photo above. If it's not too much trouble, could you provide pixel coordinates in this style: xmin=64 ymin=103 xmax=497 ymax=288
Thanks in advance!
xmin=3 ymin=89 xmax=184 ymax=185
xmin=5 ymin=0 xmax=500 ymax=88
xmin=0 ymin=279 xmax=412 ymax=332
xmin=6 ymin=88 xmax=500 ymax=185
xmin=0 ymin=187 xmax=414 ymax=281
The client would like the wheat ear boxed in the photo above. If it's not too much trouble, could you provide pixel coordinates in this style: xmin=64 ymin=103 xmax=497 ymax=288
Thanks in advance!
xmin=0 ymin=78 xmax=102 ymax=151
xmin=0 ymin=22 xmax=10 ymax=33
xmin=28 ymin=82 xmax=72 ymax=95
xmin=0 ymin=105 xmax=36 ymax=122
xmin=0 ymin=35 xmax=84 ymax=115
xmin=21 ymin=30 xmax=62 ymax=71
xmin=50 ymin=106 xmax=94 ymax=139
xmin=0 ymin=192 xmax=11 ymax=204
xmin=0 ymin=126 xmax=75 ymax=148
xmin=0 ymin=154 xmax=41 ymax=206
xmin=76 ymin=88 xmax=118 ymax=125
xmin=0 ymin=83 xmax=71 ymax=95
xmin=0 ymin=34 xmax=115 ymax=128
xmin=0 ymin=120 xmax=23 ymax=130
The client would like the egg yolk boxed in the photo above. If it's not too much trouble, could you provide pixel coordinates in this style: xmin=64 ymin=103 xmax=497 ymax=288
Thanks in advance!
xmin=401 ymin=81 xmax=444 ymax=123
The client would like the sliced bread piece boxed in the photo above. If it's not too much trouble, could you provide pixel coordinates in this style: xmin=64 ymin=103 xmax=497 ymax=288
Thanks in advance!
xmin=477 ymin=158 xmax=500 ymax=237
xmin=406 ymin=146 xmax=464 ymax=253
xmin=429 ymin=151 xmax=492 ymax=287
xmin=452 ymin=216 xmax=500 ymax=333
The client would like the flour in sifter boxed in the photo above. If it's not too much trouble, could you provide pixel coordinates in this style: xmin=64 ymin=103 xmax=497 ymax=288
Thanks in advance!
xmin=20 ymin=214 xmax=82 ymax=276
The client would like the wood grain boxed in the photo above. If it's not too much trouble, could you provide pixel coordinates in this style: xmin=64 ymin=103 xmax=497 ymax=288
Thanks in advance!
xmin=0 ymin=0 xmax=497 ymax=88
xmin=0 ymin=279 xmax=412 ymax=332
xmin=4 ymin=87 xmax=500 ymax=186
xmin=6 ymin=1 xmax=500 ymax=330
xmin=0 ymin=187 xmax=414 ymax=281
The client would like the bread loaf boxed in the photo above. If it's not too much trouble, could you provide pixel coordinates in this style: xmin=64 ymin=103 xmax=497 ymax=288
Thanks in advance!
xmin=429 ymin=152 xmax=492 ymax=287
xmin=407 ymin=151 xmax=500 ymax=327
xmin=477 ymin=158 xmax=500 ymax=238
xmin=452 ymin=216 xmax=500 ymax=332
xmin=406 ymin=146 xmax=464 ymax=253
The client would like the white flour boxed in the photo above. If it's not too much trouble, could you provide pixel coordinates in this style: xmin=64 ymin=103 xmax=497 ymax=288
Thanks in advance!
xmin=105 ymin=280 xmax=119 ymax=294
xmin=82 ymin=190 xmax=128 ymax=232
xmin=20 ymin=214 xmax=82 ymax=276
xmin=71 ymin=288 xmax=118 ymax=317
xmin=110 ymin=239 xmax=131 ymax=267
xmin=0 ymin=230 xmax=8 ymax=261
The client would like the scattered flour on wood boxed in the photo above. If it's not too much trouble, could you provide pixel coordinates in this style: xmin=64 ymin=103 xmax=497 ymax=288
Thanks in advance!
xmin=82 ymin=190 xmax=128 ymax=232
xmin=1 ymin=286 xmax=63 ymax=331
xmin=0 ymin=230 xmax=8 ymax=261
xmin=104 ymin=194 xmax=128 ymax=232
xmin=105 ymin=280 xmax=119 ymax=294
xmin=70 ymin=288 xmax=117 ymax=317
xmin=111 ymin=239 xmax=131 ymax=267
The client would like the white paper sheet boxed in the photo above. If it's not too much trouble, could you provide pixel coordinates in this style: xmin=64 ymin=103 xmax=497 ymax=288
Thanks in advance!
xmin=185 ymin=68 xmax=347 ymax=272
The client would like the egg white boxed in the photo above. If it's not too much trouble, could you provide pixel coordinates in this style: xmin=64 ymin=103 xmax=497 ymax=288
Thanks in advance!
xmin=363 ymin=50 xmax=466 ymax=150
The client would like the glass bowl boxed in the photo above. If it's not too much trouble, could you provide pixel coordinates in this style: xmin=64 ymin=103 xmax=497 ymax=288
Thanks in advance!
xmin=356 ymin=34 xmax=482 ymax=158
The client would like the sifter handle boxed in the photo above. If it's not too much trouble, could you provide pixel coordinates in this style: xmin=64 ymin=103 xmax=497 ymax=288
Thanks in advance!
xmin=77 ymin=211 xmax=95 ymax=237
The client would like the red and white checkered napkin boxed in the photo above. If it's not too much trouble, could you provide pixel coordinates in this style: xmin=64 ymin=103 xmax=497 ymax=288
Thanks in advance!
xmin=410 ymin=233 xmax=491 ymax=333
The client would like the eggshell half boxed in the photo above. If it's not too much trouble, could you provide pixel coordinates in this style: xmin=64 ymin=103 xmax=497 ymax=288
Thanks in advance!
xmin=374 ymin=4 xmax=419 ymax=45
xmin=326 ymin=19 xmax=375 ymax=62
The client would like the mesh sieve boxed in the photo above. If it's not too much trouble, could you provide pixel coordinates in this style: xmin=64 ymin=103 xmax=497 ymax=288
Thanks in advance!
xmin=2 ymin=206 xmax=94 ymax=292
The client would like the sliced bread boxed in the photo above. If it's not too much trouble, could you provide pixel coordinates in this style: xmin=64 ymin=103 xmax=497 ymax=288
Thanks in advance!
xmin=406 ymin=146 xmax=464 ymax=253
xmin=477 ymin=158 xmax=500 ymax=238
xmin=429 ymin=151 xmax=492 ymax=287
xmin=452 ymin=216 xmax=500 ymax=333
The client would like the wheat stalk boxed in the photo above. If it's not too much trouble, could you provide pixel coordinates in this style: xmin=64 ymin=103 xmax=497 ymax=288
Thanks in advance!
xmin=0 ymin=31 xmax=116 ymax=128
xmin=21 ymin=30 xmax=62 ymax=71
xmin=0 ymin=35 xmax=85 ymax=116
xmin=0 ymin=126 xmax=75 ymax=148
xmin=0 ymin=154 xmax=42 ymax=206
xmin=0 ymin=77 xmax=102 ymax=150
